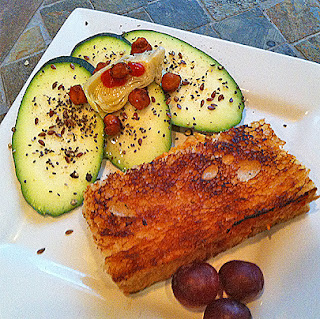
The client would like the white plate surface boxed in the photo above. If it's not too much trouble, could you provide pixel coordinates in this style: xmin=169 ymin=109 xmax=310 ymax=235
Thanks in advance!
xmin=1 ymin=8 xmax=320 ymax=319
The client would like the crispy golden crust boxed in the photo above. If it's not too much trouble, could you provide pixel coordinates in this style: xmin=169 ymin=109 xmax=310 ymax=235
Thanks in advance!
xmin=83 ymin=120 xmax=318 ymax=294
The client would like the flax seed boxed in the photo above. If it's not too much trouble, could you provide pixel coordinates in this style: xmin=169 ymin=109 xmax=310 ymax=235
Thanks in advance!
xmin=37 ymin=248 xmax=45 ymax=254
xmin=218 ymin=94 xmax=224 ymax=101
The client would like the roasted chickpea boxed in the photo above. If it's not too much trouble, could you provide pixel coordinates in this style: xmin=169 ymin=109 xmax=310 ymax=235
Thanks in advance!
xmin=110 ymin=62 xmax=131 ymax=79
xmin=161 ymin=72 xmax=181 ymax=92
xmin=130 ymin=37 xmax=152 ymax=55
xmin=93 ymin=61 xmax=109 ymax=74
xmin=128 ymin=88 xmax=151 ymax=110
xmin=103 ymin=114 xmax=121 ymax=136
xmin=68 ymin=84 xmax=87 ymax=105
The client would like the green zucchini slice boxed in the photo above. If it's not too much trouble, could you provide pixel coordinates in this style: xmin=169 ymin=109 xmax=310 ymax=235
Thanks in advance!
xmin=105 ymin=82 xmax=171 ymax=171
xmin=12 ymin=56 xmax=104 ymax=216
xmin=123 ymin=30 xmax=245 ymax=132
xmin=71 ymin=33 xmax=131 ymax=67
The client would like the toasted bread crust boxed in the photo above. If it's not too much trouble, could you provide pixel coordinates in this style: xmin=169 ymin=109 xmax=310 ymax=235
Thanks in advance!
xmin=83 ymin=120 xmax=318 ymax=294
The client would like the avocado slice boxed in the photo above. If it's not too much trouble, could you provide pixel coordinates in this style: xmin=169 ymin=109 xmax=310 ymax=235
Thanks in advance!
xmin=123 ymin=30 xmax=245 ymax=132
xmin=12 ymin=56 xmax=104 ymax=216
xmin=71 ymin=33 xmax=131 ymax=67
xmin=105 ymin=82 xmax=171 ymax=171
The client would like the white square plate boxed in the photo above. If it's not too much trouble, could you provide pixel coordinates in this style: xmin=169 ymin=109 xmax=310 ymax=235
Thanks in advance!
xmin=1 ymin=8 xmax=320 ymax=318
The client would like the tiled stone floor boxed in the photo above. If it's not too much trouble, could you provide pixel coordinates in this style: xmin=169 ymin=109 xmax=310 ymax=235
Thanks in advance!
xmin=1 ymin=0 xmax=320 ymax=124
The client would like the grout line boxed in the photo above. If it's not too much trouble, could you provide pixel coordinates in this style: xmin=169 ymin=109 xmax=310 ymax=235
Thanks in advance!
xmin=291 ymin=30 xmax=320 ymax=60
xmin=196 ymin=0 xmax=216 ymax=22
xmin=39 ymin=0 xmax=67 ymax=10
xmin=137 ymin=6 xmax=155 ymax=23
xmin=0 ymin=74 xmax=9 ymax=116
xmin=35 ymin=10 xmax=54 ymax=46
xmin=0 ymin=1 xmax=44 ymax=68
xmin=259 ymin=6 xmax=287 ymax=46
xmin=1 ymin=14 xmax=50 ymax=66
xmin=293 ymin=30 xmax=320 ymax=46
xmin=122 ymin=5 xmax=153 ymax=21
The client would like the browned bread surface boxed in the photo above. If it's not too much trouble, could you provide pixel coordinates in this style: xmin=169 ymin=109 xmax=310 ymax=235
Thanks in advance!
xmin=83 ymin=120 xmax=318 ymax=294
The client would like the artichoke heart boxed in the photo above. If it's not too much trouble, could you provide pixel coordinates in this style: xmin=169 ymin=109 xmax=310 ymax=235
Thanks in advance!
xmin=83 ymin=47 xmax=165 ymax=117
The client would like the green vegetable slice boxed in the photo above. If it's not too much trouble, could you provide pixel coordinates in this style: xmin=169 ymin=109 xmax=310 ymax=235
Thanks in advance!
xmin=123 ymin=30 xmax=245 ymax=132
xmin=71 ymin=33 xmax=131 ymax=67
xmin=12 ymin=56 xmax=104 ymax=216
xmin=105 ymin=82 xmax=171 ymax=171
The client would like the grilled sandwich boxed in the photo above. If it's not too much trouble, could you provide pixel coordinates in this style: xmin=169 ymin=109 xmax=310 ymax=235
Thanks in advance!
xmin=83 ymin=119 xmax=318 ymax=294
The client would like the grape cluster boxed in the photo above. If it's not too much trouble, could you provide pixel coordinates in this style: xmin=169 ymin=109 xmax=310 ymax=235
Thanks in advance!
xmin=171 ymin=260 xmax=264 ymax=319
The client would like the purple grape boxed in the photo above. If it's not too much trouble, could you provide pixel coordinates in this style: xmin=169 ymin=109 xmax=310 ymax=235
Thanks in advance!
xmin=172 ymin=262 xmax=220 ymax=308
xmin=219 ymin=260 xmax=264 ymax=302
xmin=203 ymin=298 xmax=252 ymax=319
